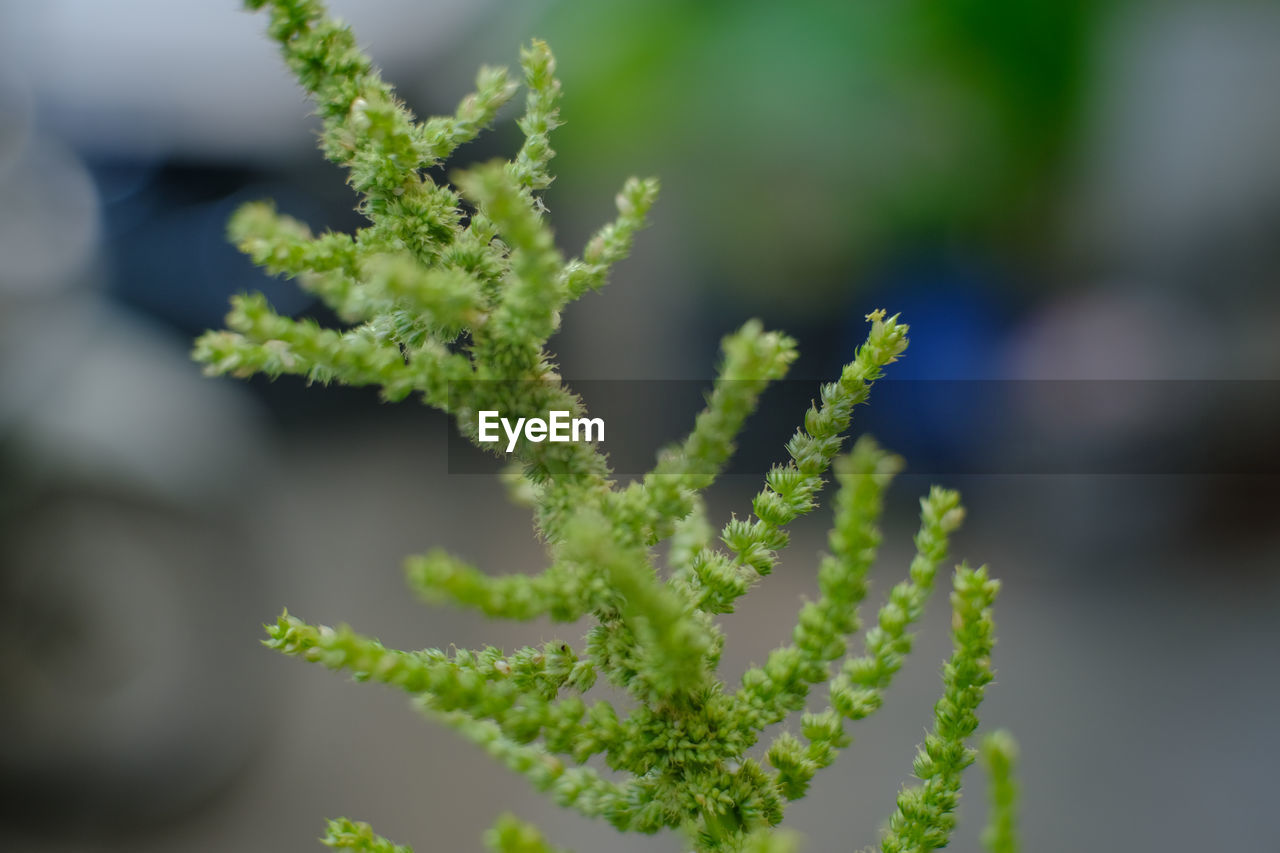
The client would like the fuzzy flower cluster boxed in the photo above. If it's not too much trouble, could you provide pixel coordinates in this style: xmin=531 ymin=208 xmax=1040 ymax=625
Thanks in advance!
xmin=195 ymin=2 xmax=1020 ymax=851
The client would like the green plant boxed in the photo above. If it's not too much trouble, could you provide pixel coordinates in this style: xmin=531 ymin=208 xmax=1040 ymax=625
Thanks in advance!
xmin=194 ymin=2 xmax=1021 ymax=850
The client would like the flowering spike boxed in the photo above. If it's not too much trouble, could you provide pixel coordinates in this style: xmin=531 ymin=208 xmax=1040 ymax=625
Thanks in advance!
xmin=829 ymin=485 xmax=966 ymax=723
xmin=418 ymin=65 xmax=519 ymax=166
xmin=508 ymin=39 xmax=562 ymax=193
xmin=561 ymin=176 xmax=661 ymax=299
xmin=880 ymin=565 xmax=1001 ymax=853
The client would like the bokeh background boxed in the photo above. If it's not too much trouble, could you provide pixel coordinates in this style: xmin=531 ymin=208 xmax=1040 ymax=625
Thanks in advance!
xmin=2 ymin=1 xmax=1278 ymax=851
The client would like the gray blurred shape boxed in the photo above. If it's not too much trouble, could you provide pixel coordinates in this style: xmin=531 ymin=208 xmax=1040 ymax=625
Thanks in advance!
xmin=0 ymin=0 xmax=491 ymax=160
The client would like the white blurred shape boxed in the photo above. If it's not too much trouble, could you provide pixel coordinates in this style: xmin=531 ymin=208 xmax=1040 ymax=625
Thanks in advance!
xmin=0 ymin=0 xmax=491 ymax=160
xmin=1005 ymin=287 xmax=1205 ymax=381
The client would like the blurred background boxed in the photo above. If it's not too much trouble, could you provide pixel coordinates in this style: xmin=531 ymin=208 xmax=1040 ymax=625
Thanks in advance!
xmin=1 ymin=0 xmax=1278 ymax=850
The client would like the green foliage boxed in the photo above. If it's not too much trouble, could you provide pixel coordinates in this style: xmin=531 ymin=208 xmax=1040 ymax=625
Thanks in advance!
xmin=502 ymin=1 xmax=1104 ymax=311
xmin=195 ymin=2 xmax=1021 ymax=850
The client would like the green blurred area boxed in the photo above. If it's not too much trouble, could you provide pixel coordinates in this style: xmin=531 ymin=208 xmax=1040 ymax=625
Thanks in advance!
xmin=466 ymin=0 xmax=1105 ymax=312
